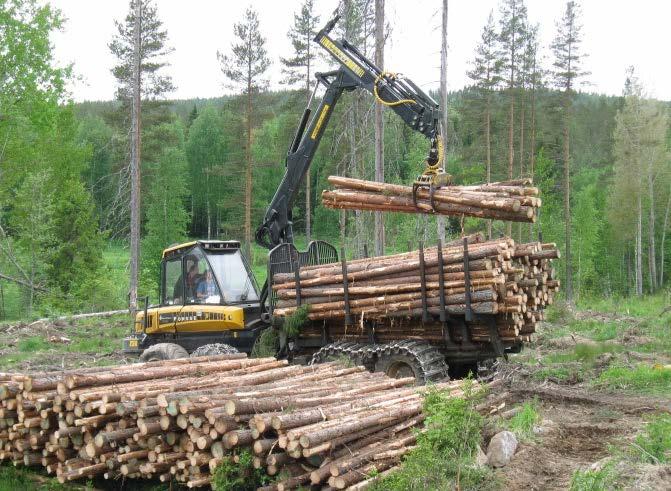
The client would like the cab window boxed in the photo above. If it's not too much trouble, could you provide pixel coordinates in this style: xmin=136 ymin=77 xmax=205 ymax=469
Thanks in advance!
xmin=208 ymin=250 xmax=259 ymax=303
xmin=163 ymin=257 xmax=182 ymax=304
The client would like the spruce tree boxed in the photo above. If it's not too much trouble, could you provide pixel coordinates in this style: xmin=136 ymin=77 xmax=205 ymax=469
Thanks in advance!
xmin=281 ymin=0 xmax=320 ymax=242
xmin=551 ymin=0 xmax=587 ymax=303
xmin=217 ymin=7 xmax=270 ymax=259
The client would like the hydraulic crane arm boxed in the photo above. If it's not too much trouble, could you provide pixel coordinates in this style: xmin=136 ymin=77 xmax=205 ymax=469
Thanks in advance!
xmin=255 ymin=11 xmax=443 ymax=250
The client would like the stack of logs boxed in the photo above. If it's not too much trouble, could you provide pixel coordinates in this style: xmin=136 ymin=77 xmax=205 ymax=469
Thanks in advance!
xmin=322 ymin=176 xmax=541 ymax=223
xmin=272 ymin=235 xmax=560 ymax=345
xmin=0 ymin=354 xmax=469 ymax=489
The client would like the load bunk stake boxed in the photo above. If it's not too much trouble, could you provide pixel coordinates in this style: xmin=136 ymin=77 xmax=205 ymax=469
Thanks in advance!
xmin=419 ymin=242 xmax=429 ymax=324
xmin=463 ymin=237 xmax=473 ymax=323
xmin=293 ymin=260 xmax=302 ymax=307
xmin=340 ymin=248 xmax=352 ymax=326
xmin=436 ymin=240 xmax=455 ymax=347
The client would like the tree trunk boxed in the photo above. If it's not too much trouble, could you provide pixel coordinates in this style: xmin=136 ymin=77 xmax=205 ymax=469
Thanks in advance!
xmin=437 ymin=0 xmax=449 ymax=244
xmin=507 ymin=90 xmax=514 ymax=238
xmin=244 ymin=42 xmax=253 ymax=260
xmin=374 ymin=0 xmax=385 ymax=256
xmin=518 ymin=91 xmax=525 ymax=243
xmin=562 ymin=94 xmax=573 ymax=303
xmin=647 ymin=162 xmax=657 ymax=291
xmin=486 ymin=94 xmax=492 ymax=240
xmin=305 ymin=33 xmax=312 ymax=242
xmin=636 ymin=193 xmax=643 ymax=296
xmin=129 ymin=0 xmax=142 ymax=312
xmin=659 ymin=184 xmax=671 ymax=286
xmin=528 ymin=69 xmax=536 ymax=241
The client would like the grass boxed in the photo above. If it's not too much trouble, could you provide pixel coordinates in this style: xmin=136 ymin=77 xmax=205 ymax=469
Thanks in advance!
xmin=631 ymin=413 xmax=671 ymax=464
xmin=569 ymin=462 xmax=619 ymax=491
xmin=532 ymin=365 xmax=585 ymax=383
xmin=504 ymin=400 xmax=541 ymax=440
xmin=18 ymin=336 xmax=51 ymax=352
xmin=0 ymin=464 xmax=68 ymax=491
xmin=0 ymin=314 xmax=131 ymax=370
xmin=576 ymin=293 xmax=670 ymax=317
xmin=594 ymin=364 xmax=671 ymax=395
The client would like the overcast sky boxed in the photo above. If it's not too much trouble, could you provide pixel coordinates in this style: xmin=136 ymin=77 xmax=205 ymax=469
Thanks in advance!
xmin=49 ymin=0 xmax=671 ymax=102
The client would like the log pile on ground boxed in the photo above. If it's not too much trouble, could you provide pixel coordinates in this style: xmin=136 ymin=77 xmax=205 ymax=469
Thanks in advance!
xmin=322 ymin=176 xmax=541 ymax=222
xmin=0 ymin=354 xmax=469 ymax=489
xmin=272 ymin=235 xmax=560 ymax=344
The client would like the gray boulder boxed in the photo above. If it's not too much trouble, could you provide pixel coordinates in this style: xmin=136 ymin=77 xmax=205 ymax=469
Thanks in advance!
xmin=486 ymin=431 xmax=518 ymax=467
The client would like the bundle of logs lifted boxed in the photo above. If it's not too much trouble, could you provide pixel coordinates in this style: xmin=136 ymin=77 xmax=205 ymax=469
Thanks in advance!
xmin=0 ymin=354 xmax=470 ymax=489
xmin=322 ymin=176 xmax=541 ymax=222
xmin=271 ymin=235 xmax=560 ymax=345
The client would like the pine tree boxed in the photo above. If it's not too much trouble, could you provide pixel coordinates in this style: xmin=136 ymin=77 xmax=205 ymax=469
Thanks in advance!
xmin=218 ymin=7 xmax=270 ymax=259
xmin=467 ymin=10 xmax=502 ymax=239
xmin=109 ymin=0 xmax=174 ymax=102
xmin=281 ymin=0 xmax=320 ymax=242
xmin=374 ymin=0 xmax=386 ymax=255
xmin=499 ymin=0 xmax=528 ymax=237
xmin=551 ymin=0 xmax=588 ymax=303
xmin=109 ymin=0 xmax=174 ymax=310
xmin=436 ymin=0 xmax=447 ymax=245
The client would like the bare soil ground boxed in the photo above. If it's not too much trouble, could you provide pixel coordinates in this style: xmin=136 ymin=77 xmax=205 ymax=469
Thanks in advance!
xmin=478 ymin=302 xmax=671 ymax=491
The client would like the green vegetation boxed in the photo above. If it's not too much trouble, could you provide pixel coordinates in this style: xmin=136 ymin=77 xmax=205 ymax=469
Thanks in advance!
xmin=0 ymin=464 xmax=67 ymax=491
xmin=0 ymin=314 xmax=130 ymax=370
xmin=251 ymin=327 xmax=279 ymax=358
xmin=212 ymin=449 xmax=271 ymax=491
xmin=373 ymin=382 xmax=497 ymax=491
xmin=632 ymin=414 xmax=671 ymax=464
xmin=504 ymin=400 xmax=541 ymax=440
xmin=282 ymin=304 xmax=311 ymax=337
xmin=595 ymin=365 xmax=671 ymax=395
xmin=569 ymin=462 xmax=619 ymax=491
xmin=18 ymin=336 xmax=51 ymax=353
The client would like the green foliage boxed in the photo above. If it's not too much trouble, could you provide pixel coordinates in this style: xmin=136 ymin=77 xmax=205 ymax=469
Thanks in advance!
xmin=569 ymin=462 xmax=618 ymax=491
xmin=141 ymin=121 xmax=190 ymax=294
xmin=595 ymin=364 xmax=671 ymax=395
xmin=0 ymin=463 xmax=67 ymax=491
xmin=18 ymin=336 xmax=50 ymax=353
xmin=505 ymin=400 xmax=541 ymax=440
xmin=282 ymin=305 xmax=310 ymax=337
xmin=109 ymin=0 xmax=174 ymax=101
xmin=373 ymin=382 xmax=496 ymax=491
xmin=632 ymin=414 xmax=671 ymax=464
xmin=251 ymin=327 xmax=279 ymax=358
xmin=212 ymin=449 xmax=271 ymax=491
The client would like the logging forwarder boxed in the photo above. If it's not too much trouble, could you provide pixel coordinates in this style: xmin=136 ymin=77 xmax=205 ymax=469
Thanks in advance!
xmin=123 ymin=9 xmax=510 ymax=382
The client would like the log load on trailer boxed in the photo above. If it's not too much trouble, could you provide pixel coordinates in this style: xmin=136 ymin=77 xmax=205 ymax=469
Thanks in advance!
xmin=123 ymin=8 xmax=559 ymax=383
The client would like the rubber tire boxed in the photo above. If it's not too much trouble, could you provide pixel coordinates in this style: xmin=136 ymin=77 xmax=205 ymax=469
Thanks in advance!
xmin=139 ymin=343 xmax=188 ymax=362
xmin=375 ymin=354 xmax=425 ymax=384
xmin=190 ymin=343 xmax=239 ymax=358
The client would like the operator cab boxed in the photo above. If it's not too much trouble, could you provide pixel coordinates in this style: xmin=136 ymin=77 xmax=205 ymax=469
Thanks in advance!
xmin=161 ymin=240 xmax=259 ymax=307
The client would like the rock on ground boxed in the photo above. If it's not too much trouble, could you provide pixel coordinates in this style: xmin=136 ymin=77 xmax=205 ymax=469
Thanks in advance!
xmin=487 ymin=430 xmax=518 ymax=468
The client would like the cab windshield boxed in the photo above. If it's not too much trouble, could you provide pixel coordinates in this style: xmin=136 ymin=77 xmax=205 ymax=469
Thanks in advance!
xmin=207 ymin=250 xmax=259 ymax=303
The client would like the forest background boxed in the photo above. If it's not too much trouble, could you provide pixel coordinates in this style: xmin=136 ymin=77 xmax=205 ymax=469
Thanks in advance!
xmin=0 ymin=0 xmax=669 ymax=320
